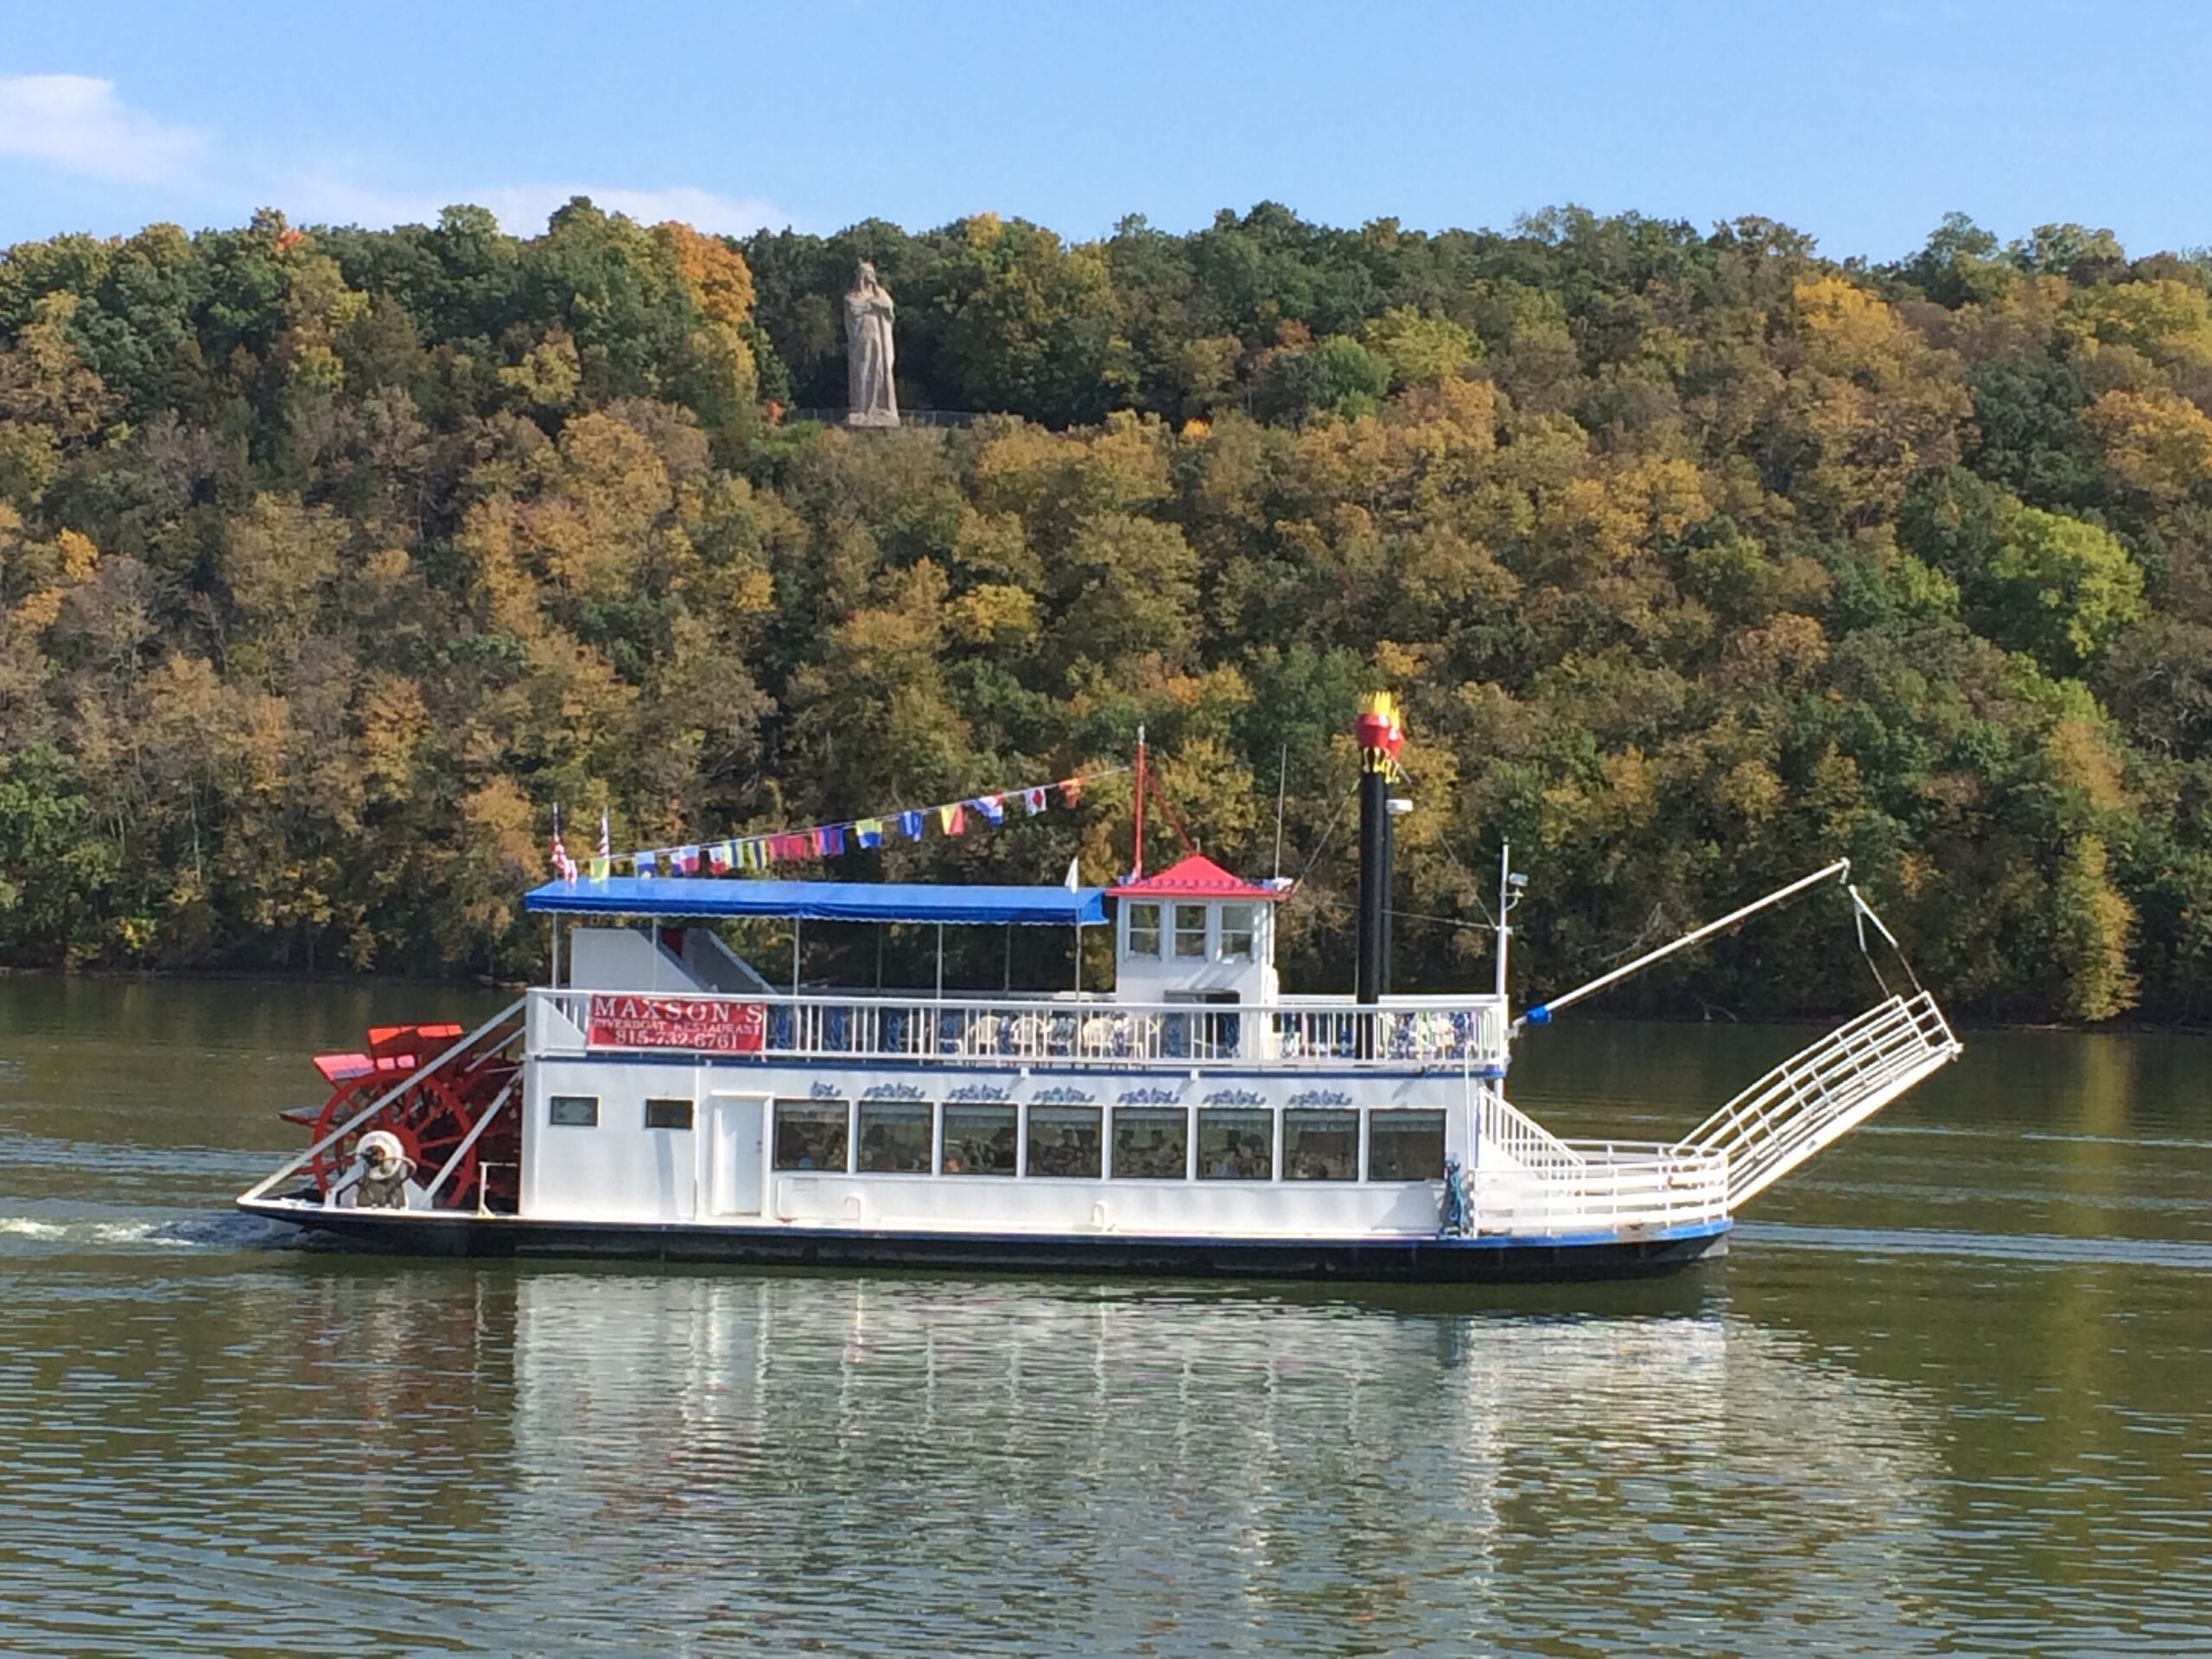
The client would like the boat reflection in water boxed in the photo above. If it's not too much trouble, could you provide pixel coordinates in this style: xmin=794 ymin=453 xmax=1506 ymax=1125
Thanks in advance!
xmin=321 ymin=1271 xmax=1945 ymax=1651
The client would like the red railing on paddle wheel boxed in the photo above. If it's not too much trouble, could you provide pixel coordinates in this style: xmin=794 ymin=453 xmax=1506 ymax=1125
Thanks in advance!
xmin=303 ymin=1020 xmax=523 ymax=1211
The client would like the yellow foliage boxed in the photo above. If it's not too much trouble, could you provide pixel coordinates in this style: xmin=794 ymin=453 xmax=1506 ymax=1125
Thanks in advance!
xmin=2052 ymin=834 xmax=2137 ymax=1020
xmin=2064 ymin=279 xmax=2212 ymax=366
xmin=1720 ymin=612 xmax=1829 ymax=689
xmin=2085 ymin=388 xmax=2212 ymax=500
xmin=949 ymin=582 xmax=1038 ymax=646
xmin=499 ymin=329 xmax=582 ymax=411
xmin=10 ymin=588 xmax=63 ymax=635
xmin=1794 ymin=278 xmax=1916 ymax=380
xmin=653 ymin=222 xmax=755 ymax=327
xmin=355 ymin=672 xmax=428 ymax=804
xmin=2044 ymin=715 xmax=2128 ymax=814
xmin=55 ymin=529 xmax=99 ymax=582
xmin=1374 ymin=639 xmax=1425 ymax=683
xmin=1713 ymin=758 xmax=1784 ymax=825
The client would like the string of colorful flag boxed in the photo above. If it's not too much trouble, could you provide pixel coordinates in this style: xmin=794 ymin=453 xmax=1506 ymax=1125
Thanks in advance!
xmin=550 ymin=766 xmax=1130 ymax=883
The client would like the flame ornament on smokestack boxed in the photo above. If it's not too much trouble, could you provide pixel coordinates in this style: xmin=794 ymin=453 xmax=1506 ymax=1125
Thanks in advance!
xmin=1353 ymin=691 xmax=1402 ymax=1007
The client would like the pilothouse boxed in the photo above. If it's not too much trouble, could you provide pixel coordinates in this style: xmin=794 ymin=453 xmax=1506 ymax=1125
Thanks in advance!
xmin=238 ymin=694 xmax=1962 ymax=1281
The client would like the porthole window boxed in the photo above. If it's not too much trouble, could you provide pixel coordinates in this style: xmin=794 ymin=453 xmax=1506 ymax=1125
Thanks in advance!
xmin=941 ymin=1103 xmax=1017 ymax=1175
xmin=1284 ymin=1109 xmax=1357 ymax=1180
xmin=857 ymin=1101 xmax=931 ymax=1173
xmin=1198 ymin=1109 xmax=1272 ymax=1179
xmin=1028 ymin=1105 xmax=1102 ymax=1178
xmin=1367 ymin=1109 xmax=1446 ymax=1182
xmin=644 ymin=1098 xmax=694 ymax=1131
xmin=548 ymin=1095 xmax=599 ymax=1128
xmin=774 ymin=1100 xmax=849 ymax=1172
xmin=1112 ymin=1105 xmax=1188 ymax=1179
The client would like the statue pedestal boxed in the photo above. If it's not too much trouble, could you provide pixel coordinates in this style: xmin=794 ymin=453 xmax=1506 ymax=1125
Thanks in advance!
xmin=843 ymin=410 xmax=901 ymax=429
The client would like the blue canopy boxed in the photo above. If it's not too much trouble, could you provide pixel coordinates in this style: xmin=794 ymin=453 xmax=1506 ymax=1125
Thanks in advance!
xmin=524 ymin=876 xmax=1105 ymax=927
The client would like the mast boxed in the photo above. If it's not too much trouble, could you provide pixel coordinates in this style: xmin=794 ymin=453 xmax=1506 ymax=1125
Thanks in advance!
xmin=1132 ymin=725 xmax=1147 ymax=880
xmin=1495 ymin=844 xmax=1510 ymax=1001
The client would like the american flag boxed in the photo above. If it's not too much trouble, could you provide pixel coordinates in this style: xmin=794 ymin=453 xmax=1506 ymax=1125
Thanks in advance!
xmin=550 ymin=808 xmax=578 ymax=883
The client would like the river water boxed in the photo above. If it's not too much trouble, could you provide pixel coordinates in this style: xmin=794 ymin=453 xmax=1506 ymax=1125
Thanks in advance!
xmin=0 ymin=976 xmax=2207 ymax=1656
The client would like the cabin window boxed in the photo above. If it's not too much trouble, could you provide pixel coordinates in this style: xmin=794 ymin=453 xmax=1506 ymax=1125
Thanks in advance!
xmin=1198 ymin=1109 xmax=1273 ymax=1179
xmin=1126 ymin=902 xmax=1162 ymax=958
xmin=1113 ymin=1105 xmax=1188 ymax=1179
xmin=644 ymin=1098 xmax=694 ymax=1131
xmin=857 ymin=1101 xmax=931 ymax=1173
xmin=1028 ymin=1105 xmax=1102 ymax=1178
xmin=1284 ymin=1109 xmax=1357 ymax=1180
xmin=548 ymin=1095 xmax=599 ymax=1128
xmin=1367 ymin=1109 xmax=1446 ymax=1181
xmin=774 ymin=1099 xmax=849 ymax=1172
xmin=1173 ymin=903 xmax=1209 ymax=958
xmin=1217 ymin=903 xmax=1255 ymax=961
xmin=941 ymin=1103 xmax=1017 ymax=1175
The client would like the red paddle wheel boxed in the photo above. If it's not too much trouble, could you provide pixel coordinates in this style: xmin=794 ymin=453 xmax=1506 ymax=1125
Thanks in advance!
xmin=302 ymin=1020 xmax=524 ymax=1211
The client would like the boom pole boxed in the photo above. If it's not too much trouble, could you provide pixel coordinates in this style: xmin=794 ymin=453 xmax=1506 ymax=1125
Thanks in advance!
xmin=1518 ymin=860 xmax=1850 ymax=1029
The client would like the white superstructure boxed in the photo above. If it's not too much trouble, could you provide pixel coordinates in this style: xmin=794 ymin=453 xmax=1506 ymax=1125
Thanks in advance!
xmin=239 ymin=849 xmax=1960 ymax=1281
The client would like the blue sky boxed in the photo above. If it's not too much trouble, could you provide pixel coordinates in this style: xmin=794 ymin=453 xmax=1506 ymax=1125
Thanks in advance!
xmin=3 ymin=0 xmax=2209 ymax=260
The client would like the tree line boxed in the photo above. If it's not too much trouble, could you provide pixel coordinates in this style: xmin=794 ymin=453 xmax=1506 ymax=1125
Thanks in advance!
xmin=1 ymin=199 xmax=2207 ymax=1022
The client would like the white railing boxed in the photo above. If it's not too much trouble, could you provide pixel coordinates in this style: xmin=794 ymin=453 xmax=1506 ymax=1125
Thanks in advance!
xmin=531 ymin=987 xmax=1509 ymax=1073
xmin=1468 ymin=1143 xmax=1728 ymax=1237
xmin=1675 ymin=991 xmax=1961 ymax=1209
xmin=1477 ymin=1090 xmax=1586 ymax=1174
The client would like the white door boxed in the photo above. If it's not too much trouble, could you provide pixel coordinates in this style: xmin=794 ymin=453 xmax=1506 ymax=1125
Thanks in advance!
xmin=704 ymin=1096 xmax=766 ymax=1216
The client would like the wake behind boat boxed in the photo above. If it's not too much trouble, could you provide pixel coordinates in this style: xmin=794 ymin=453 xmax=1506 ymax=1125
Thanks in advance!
xmin=238 ymin=694 xmax=1961 ymax=1281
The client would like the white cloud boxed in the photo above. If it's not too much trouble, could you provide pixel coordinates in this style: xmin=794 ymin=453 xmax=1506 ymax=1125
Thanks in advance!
xmin=0 ymin=73 xmax=211 ymax=186
xmin=0 ymin=75 xmax=795 ymax=240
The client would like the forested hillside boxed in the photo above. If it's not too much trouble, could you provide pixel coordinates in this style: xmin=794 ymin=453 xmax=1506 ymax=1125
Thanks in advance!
xmin=2 ymin=200 xmax=2208 ymax=1021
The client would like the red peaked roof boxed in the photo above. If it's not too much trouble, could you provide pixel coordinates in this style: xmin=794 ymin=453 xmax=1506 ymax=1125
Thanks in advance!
xmin=1107 ymin=854 xmax=1287 ymax=900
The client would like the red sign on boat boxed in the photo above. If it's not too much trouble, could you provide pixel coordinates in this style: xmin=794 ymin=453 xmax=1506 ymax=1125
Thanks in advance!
xmin=586 ymin=995 xmax=767 ymax=1053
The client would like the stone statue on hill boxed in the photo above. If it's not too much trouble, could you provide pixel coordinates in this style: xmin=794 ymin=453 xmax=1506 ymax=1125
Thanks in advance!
xmin=844 ymin=261 xmax=899 ymax=427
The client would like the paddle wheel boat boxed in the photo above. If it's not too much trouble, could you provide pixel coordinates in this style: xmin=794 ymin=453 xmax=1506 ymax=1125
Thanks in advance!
xmin=238 ymin=697 xmax=1961 ymax=1281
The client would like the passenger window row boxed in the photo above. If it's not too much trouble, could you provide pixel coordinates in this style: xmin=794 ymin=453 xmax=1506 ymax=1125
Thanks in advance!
xmin=770 ymin=1100 xmax=1446 ymax=1182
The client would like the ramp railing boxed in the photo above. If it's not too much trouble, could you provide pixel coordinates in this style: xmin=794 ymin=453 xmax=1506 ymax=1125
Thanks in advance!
xmin=1675 ymin=991 xmax=1961 ymax=1210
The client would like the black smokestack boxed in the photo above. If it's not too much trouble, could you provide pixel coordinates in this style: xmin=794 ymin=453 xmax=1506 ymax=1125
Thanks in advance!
xmin=1352 ymin=693 xmax=1402 ymax=1006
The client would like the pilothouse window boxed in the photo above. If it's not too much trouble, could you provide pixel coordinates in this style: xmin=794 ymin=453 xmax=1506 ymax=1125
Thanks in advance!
xmin=1173 ymin=904 xmax=1209 ymax=958
xmin=1367 ymin=1109 xmax=1446 ymax=1182
xmin=774 ymin=1100 xmax=850 ymax=1172
xmin=1218 ymin=904 xmax=1255 ymax=961
xmin=1126 ymin=902 xmax=1162 ymax=958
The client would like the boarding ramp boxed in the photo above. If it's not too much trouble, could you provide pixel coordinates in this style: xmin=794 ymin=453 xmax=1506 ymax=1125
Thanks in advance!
xmin=1675 ymin=991 xmax=1961 ymax=1210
